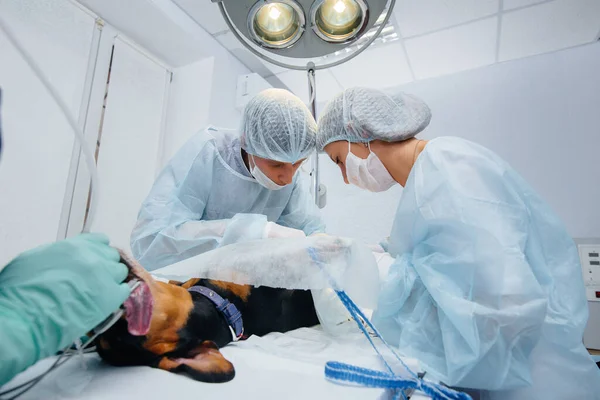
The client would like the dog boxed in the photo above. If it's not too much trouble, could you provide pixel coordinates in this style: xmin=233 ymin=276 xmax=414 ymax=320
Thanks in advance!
xmin=95 ymin=253 xmax=319 ymax=383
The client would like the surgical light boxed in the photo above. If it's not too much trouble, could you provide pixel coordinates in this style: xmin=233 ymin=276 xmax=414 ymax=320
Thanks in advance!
xmin=269 ymin=5 xmax=282 ymax=18
xmin=250 ymin=1 xmax=305 ymax=48
xmin=334 ymin=0 xmax=346 ymax=12
xmin=311 ymin=0 xmax=367 ymax=43
xmin=215 ymin=0 xmax=394 ymax=66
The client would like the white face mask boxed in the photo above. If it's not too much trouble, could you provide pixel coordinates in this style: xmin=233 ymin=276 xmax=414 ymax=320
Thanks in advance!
xmin=345 ymin=142 xmax=397 ymax=192
xmin=250 ymin=155 xmax=286 ymax=191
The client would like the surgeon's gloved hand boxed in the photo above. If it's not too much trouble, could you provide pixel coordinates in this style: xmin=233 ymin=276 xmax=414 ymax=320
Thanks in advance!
xmin=0 ymin=233 xmax=131 ymax=363
xmin=263 ymin=221 xmax=306 ymax=239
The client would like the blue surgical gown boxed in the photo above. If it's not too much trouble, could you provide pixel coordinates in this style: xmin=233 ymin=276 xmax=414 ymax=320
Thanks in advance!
xmin=372 ymin=137 xmax=600 ymax=399
xmin=130 ymin=127 xmax=325 ymax=271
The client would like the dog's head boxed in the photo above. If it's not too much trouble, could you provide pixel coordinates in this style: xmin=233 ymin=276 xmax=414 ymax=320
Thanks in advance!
xmin=95 ymin=252 xmax=235 ymax=383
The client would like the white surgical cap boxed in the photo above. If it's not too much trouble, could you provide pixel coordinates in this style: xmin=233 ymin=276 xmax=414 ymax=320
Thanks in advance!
xmin=317 ymin=87 xmax=432 ymax=150
xmin=240 ymin=88 xmax=316 ymax=163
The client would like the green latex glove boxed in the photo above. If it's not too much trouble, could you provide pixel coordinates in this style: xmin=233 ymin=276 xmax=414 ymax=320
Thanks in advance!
xmin=0 ymin=233 xmax=131 ymax=386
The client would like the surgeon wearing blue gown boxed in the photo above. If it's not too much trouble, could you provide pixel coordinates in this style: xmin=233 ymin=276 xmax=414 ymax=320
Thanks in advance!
xmin=316 ymin=87 xmax=600 ymax=400
xmin=131 ymin=89 xmax=325 ymax=271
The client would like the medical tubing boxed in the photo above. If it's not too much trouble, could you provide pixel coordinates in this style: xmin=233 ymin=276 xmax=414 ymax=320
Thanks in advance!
xmin=326 ymin=361 xmax=470 ymax=400
xmin=306 ymin=247 xmax=471 ymax=400
xmin=0 ymin=353 xmax=68 ymax=400
xmin=332 ymin=291 xmax=471 ymax=400
xmin=0 ymin=325 xmax=104 ymax=399
xmin=0 ymin=15 xmax=99 ymax=233
xmin=307 ymin=248 xmax=410 ymax=375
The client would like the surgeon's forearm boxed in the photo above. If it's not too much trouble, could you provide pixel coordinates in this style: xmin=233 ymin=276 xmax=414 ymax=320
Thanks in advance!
xmin=302 ymin=217 xmax=326 ymax=236
xmin=132 ymin=214 xmax=269 ymax=270
xmin=282 ymin=211 xmax=325 ymax=236
xmin=0 ymin=307 xmax=39 ymax=386
xmin=180 ymin=214 xmax=269 ymax=246
xmin=132 ymin=220 xmax=229 ymax=264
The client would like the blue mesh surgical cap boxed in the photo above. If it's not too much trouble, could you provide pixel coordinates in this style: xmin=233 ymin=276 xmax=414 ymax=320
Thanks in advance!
xmin=317 ymin=87 xmax=432 ymax=150
xmin=240 ymin=88 xmax=316 ymax=163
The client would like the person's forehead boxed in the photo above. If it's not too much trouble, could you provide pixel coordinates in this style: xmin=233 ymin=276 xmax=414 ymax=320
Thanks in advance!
xmin=255 ymin=155 xmax=298 ymax=166
xmin=324 ymin=141 xmax=346 ymax=153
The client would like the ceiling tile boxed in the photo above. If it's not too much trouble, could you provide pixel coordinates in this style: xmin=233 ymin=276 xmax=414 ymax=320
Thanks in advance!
xmin=275 ymin=69 xmax=343 ymax=104
xmin=404 ymin=17 xmax=498 ymax=79
xmin=395 ymin=0 xmax=498 ymax=38
xmin=214 ymin=31 xmax=242 ymax=50
xmin=499 ymin=0 xmax=600 ymax=61
xmin=503 ymin=0 xmax=549 ymax=10
xmin=329 ymin=42 xmax=413 ymax=89
xmin=214 ymin=31 xmax=291 ymax=76
xmin=257 ymin=59 xmax=290 ymax=76
xmin=171 ymin=0 xmax=228 ymax=34
xmin=78 ymin=0 xmax=214 ymax=66
xmin=229 ymin=48 xmax=281 ymax=77
xmin=211 ymin=32 xmax=273 ymax=77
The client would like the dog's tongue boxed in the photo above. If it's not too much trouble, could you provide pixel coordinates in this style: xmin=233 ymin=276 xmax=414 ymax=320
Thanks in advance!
xmin=123 ymin=281 xmax=153 ymax=336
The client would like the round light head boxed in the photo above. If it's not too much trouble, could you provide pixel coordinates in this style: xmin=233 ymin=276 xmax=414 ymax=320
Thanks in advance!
xmin=311 ymin=0 xmax=368 ymax=43
xmin=249 ymin=1 xmax=305 ymax=48
xmin=219 ymin=0 xmax=392 ymax=63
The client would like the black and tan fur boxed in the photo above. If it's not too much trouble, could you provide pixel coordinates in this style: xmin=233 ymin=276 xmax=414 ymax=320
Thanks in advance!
xmin=95 ymin=256 xmax=319 ymax=383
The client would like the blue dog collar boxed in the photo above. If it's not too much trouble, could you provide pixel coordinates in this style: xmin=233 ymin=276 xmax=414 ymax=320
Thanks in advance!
xmin=188 ymin=286 xmax=244 ymax=341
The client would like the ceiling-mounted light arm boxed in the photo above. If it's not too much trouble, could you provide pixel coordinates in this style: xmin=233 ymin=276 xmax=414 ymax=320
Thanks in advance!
xmin=306 ymin=62 xmax=320 ymax=205
xmin=215 ymin=0 xmax=396 ymax=71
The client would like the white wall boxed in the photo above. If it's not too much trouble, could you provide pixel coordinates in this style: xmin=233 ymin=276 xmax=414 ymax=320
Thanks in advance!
xmin=0 ymin=0 xmax=248 ymax=266
xmin=161 ymin=48 xmax=249 ymax=167
xmin=208 ymin=49 xmax=250 ymax=129
xmin=162 ymin=58 xmax=214 ymax=165
xmin=319 ymin=153 xmax=403 ymax=245
xmin=0 ymin=0 xmax=96 ymax=266
xmin=320 ymin=42 xmax=600 ymax=243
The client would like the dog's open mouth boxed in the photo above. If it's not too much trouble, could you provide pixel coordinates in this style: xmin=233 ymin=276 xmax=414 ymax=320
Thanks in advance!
xmin=119 ymin=251 xmax=154 ymax=336
xmin=123 ymin=280 xmax=153 ymax=336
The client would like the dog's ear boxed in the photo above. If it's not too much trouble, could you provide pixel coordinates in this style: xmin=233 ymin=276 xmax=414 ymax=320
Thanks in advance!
xmin=157 ymin=341 xmax=235 ymax=383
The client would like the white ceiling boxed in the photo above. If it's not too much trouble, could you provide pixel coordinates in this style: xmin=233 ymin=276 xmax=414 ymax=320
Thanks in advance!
xmin=171 ymin=0 xmax=600 ymax=103
xmin=77 ymin=0 xmax=222 ymax=66
xmin=395 ymin=0 xmax=498 ymax=37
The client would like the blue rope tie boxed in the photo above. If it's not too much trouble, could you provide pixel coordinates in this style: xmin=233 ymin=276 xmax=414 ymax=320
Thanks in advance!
xmin=307 ymin=247 xmax=471 ymax=400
